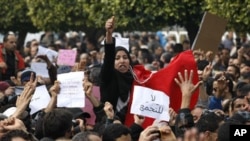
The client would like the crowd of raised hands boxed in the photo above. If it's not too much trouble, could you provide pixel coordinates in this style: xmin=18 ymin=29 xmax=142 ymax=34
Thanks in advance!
xmin=1 ymin=16 xmax=250 ymax=141
xmin=0 ymin=68 xmax=203 ymax=141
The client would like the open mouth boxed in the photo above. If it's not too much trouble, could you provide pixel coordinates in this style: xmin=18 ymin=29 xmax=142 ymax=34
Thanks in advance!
xmin=119 ymin=65 xmax=127 ymax=69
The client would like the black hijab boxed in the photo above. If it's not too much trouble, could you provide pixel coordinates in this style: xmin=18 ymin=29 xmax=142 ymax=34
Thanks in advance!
xmin=115 ymin=47 xmax=133 ymax=102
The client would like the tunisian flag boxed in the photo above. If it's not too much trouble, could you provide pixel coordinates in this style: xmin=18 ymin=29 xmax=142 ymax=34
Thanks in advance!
xmin=124 ymin=50 xmax=199 ymax=128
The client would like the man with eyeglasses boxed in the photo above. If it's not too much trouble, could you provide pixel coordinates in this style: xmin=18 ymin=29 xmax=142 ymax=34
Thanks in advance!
xmin=0 ymin=33 xmax=25 ymax=81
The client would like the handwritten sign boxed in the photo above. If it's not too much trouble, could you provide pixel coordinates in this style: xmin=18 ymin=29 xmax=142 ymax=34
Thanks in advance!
xmin=57 ymin=72 xmax=85 ymax=107
xmin=29 ymin=85 xmax=51 ymax=115
xmin=31 ymin=62 xmax=49 ymax=78
xmin=57 ymin=49 xmax=77 ymax=66
xmin=130 ymin=86 xmax=170 ymax=121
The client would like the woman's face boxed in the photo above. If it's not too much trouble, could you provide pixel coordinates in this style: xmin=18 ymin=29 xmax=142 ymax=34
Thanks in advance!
xmin=115 ymin=50 xmax=130 ymax=73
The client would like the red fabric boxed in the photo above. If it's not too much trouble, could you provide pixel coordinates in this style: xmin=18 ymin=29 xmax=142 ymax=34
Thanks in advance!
xmin=0 ymin=44 xmax=4 ymax=63
xmin=124 ymin=50 xmax=199 ymax=128
xmin=0 ymin=45 xmax=25 ymax=74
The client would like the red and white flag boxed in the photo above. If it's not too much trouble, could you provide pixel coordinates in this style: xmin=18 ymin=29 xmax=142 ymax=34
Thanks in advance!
xmin=125 ymin=50 xmax=199 ymax=128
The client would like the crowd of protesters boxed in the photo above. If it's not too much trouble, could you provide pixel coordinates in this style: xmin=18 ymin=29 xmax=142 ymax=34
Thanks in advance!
xmin=0 ymin=16 xmax=250 ymax=141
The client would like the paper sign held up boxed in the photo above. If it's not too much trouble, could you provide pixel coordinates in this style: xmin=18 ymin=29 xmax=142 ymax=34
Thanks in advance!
xmin=29 ymin=85 xmax=51 ymax=115
xmin=31 ymin=62 xmax=49 ymax=78
xmin=101 ymin=36 xmax=130 ymax=51
xmin=36 ymin=46 xmax=58 ymax=63
xmin=192 ymin=12 xmax=227 ymax=55
xmin=57 ymin=49 xmax=77 ymax=66
xmin=57 ymin=72 xmax=85 ymax=108
xmin=130 ymin=86 xmax=170 ymax=121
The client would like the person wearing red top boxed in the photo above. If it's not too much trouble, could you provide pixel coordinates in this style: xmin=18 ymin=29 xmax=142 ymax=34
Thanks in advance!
xmin=0 ymin=33 xmax=25 ymax=81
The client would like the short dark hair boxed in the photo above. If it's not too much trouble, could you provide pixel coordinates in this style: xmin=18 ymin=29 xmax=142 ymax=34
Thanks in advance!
xmin=3 ymin=34 xmax=10 ymax=42
xmin=25 ymin=41 xmax=31 ymax=48
xmin=195 ymin=111 xmax=224 ymax=133
xmin=230 ymin=96 xmax=246 ymax=111
xmin=238 ymin=83 xmax=250 ymax=96
xmin=217 ymin=121 xmax=241 ymax=141
xmin=197 ymin=60 xmax=209 ymax=71
xmin=214 ymin=73 xmax=234 ymax=95
xmin=3 ymin=33 xmax=15 ymax=42
xmin=89 ymin=66 xmax=101 ymax=86
xmin=72 ymin=131 xmax=100 ymax=141
xmin=228 ymin=64 xmax=240 ymax=77
xmin=138 ymin=48 xmax=153 ymax=64
xmin=1 ymin=130 xmax=32 ymax=141
xmin=102 ymin=123 xmax=131 ymax=141
xmin=42 ymin=108 xmax=73 ymax=139
xmin=161 ymin=52 xmax=173 ymax=63
xmin=172 ymin=43 xmax=183 ymax=54
xmin=175 ymin=111 xmax=194 ymax=138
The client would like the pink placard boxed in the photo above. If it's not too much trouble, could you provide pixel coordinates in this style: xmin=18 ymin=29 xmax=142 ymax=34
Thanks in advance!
xmin=83 ymin=86 xmax=101 ymax=126
xmin=57 ymin=49 xmax=77 ymax=66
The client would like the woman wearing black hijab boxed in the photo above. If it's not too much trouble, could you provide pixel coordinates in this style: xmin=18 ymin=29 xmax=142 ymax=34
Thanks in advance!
xmin=99 ymin=16 xmax=133 ymax=123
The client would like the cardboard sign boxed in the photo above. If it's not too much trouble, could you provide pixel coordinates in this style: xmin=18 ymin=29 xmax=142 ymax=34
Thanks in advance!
xmin=57 ymin=49 xmax=77 ymax=66
xmin=192 ymin=12 xmax=227 ymax=55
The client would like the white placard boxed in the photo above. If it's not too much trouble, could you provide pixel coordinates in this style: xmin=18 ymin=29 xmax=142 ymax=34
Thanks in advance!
xmin=36 ymin=45 xmax=48 ymax=55
xmin=101 ymin=36 xmax=129 ymax=51
xmin=31 ymin=62 xmax=49 ymax=78
xmin=29 ymin=85 xmax=51 ymax=115
xmin=46 ymin=49 xmax=58 ymax=63
xmin=130 ymin=86 xmax=170 ymax=121
xmin=115 ymin=37 xmax=129 ymax=51
xmin=36 ymin=45 xmax=58 ymax=63
xmin=57 ymin=72 xmax=85 ymax=108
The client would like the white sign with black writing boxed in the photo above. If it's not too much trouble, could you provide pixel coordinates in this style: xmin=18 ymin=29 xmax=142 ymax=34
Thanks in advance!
xmin=29 ymin=85 xmax=51 ymax=115
xmin=130 ymin=86 xmax=170 ymax=121
xmin=57 ymin=72 xmax=85 ymax=108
